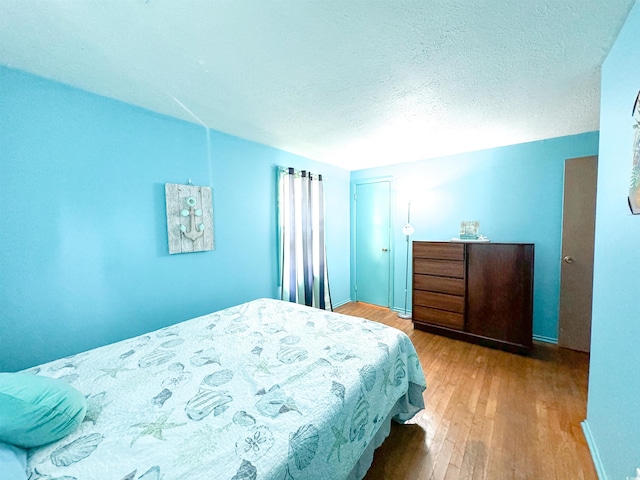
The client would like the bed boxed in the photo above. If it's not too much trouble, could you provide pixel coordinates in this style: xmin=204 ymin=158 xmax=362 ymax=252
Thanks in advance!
xmin=13 ymin=298 xmax=426 ymax=480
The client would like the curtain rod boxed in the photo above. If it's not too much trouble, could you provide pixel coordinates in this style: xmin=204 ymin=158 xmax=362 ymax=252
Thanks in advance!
xmin=279 ymin=166 xmax=324 ymax=181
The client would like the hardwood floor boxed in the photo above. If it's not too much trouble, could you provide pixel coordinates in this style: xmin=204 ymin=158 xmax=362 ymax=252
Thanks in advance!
xmin=334 ymin=302 xmax=596 ymax=480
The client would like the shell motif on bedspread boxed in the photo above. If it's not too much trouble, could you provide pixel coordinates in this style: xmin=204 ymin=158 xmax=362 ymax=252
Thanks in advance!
xmin=185 ymin=388 xmax=233 ymax=420
xmin=50 ymin=433 xmax=104 ymax=467
xmin=349 ymin=393 xmax=370 ymax=442
xmin=289 ymin=424 xmax=319 ymax=470
xmin=234 ymin=425 xmax=275 ymax=461
xmin=231 ymin=459 xmax=257 ymax=480
xmin=202 ymin=369 xmax=234 ymax=387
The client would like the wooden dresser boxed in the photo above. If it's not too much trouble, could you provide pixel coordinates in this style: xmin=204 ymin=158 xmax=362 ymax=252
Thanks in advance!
xmin=412 ymin=241 xmax=534 ymax=353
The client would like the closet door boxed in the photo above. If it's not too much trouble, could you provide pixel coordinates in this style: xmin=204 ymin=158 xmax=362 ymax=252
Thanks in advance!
xmin=465 ymin=243 xmax=534 ymax=349
xmin=354 ymin=180 xmax=391 ymax=307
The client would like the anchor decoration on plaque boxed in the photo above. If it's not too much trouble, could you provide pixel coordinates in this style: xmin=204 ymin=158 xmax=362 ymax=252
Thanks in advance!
xmin=165 ymin=183 xmax=214 ymax=254
xmin=179 ymin=196 xmax=205 ymax=242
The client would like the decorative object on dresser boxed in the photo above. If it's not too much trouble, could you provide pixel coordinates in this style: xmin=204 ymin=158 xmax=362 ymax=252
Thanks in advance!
xmin=459 ymin=220 xmax=480 ymax=239
xmin=412 ymin=241 xmax=534 ymax=353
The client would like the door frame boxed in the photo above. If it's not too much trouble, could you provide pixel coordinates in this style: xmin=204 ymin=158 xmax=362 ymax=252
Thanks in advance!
xmin=351 ymin=177 xmax=394 ymax=306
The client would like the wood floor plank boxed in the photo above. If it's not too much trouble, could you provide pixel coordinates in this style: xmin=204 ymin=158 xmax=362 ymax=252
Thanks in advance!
xmin=334 ymin=302 xmax=597 ymax=480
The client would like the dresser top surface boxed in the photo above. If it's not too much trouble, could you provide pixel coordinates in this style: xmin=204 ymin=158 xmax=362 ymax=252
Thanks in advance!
xmin=413 ymin=241 xmax=534 ymax=245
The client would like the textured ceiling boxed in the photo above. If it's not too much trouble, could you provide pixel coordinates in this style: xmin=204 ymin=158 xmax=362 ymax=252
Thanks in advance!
xmin=0 ymin=1 xmax=635 ymax=170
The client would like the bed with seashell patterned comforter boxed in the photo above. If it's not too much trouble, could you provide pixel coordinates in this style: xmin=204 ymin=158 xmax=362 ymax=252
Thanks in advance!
xmin=25 ymin=298 xmax=426 ymax=480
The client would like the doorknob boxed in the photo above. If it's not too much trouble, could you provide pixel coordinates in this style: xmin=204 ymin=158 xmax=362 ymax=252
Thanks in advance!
xmin=382 ymin=248 xmax=389 ymax=252
xmin=563 ymin=256 xmax=574 ymax=264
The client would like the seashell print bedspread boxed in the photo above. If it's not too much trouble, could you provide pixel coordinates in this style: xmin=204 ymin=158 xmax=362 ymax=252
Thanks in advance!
xmin=24 ymin=298 xmax=427 ymax=480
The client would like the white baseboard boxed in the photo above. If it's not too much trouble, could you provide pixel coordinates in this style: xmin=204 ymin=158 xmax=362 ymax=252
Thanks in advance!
xmin=581 ymin=420 xmax=608 ymax=480
xmin=532 ymin=334 xmax=558 ymax=344
xmin=332 ymin=298 xmax=352 ymax=309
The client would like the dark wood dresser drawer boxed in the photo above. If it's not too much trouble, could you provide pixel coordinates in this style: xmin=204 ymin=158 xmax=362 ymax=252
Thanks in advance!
xmin=413 ymin=242 xmax=464 ymax=260
xmin=413 ymin=275 xmax=465 ymax=296
xmin=413 ymin=306 xmax=465 ymax=330
xmin=413 ymin=290 xmax=464 ymax=313
xmin=414 ymin=258 xmax=464 ymax=278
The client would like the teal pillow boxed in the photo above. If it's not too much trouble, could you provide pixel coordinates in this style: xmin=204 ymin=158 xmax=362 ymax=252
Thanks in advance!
xmin=0 ymin=373 xmax=87 ymax=448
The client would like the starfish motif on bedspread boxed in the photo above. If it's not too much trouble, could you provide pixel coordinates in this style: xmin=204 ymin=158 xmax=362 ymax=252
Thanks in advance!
xmin=327 ymin=423 xmax=348 ymax=462
xmin=381 ymin=366 xmax=394 ymax=395
xmin=250 ymin=358 xmax=281 ymax=376
xmin=130 ymin=412 xmax=187 ymax=446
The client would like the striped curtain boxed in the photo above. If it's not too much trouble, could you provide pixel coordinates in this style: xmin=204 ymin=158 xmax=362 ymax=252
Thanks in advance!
xmin=278 ymin=167 xmax=332 ymax=310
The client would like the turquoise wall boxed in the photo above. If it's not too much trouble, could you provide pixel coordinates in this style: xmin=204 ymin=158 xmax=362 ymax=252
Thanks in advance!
xmin=350 ymin=133 xmax=600 ymax=341
xmin=0 ymin=67 xmax=351 ymax=372
xmin=584 ymin=2 xmax=640 ymax=478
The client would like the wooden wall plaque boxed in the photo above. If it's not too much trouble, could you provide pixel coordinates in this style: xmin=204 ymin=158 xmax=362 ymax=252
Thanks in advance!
xmin=165 ymin=183 xmax=214 ymax=254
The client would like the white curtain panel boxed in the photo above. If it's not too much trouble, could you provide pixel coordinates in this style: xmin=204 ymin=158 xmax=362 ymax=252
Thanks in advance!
xmin=278 ymin=167 xmax=332 ymax=310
